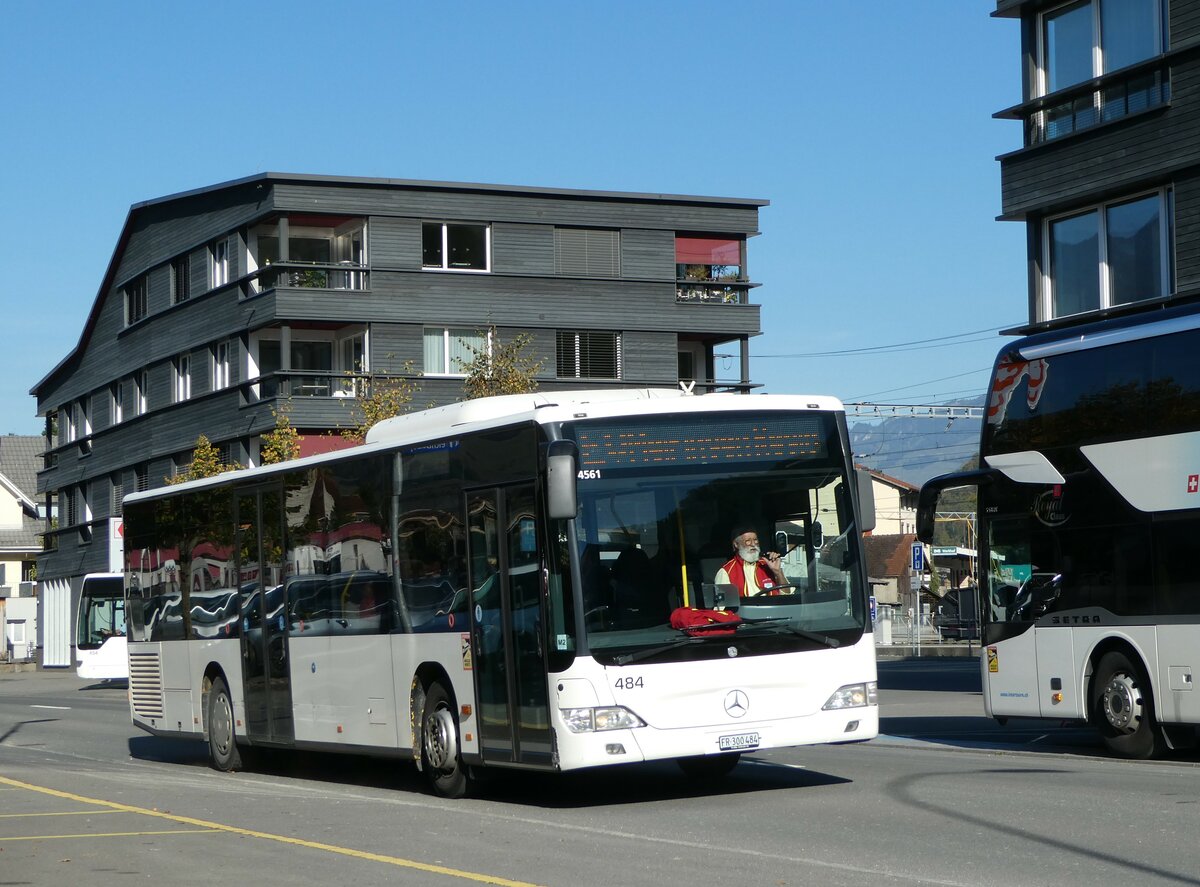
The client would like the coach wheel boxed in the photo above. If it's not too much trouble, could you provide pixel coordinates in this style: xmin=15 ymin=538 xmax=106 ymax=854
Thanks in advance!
xmin=422 ymin=681 xmax=468 ymax=798
xmin=676 ymin=752 xmax=741 ymax=779
xmin=1092 ymin=651 xmax=1164 ymax=760
xmin=207 ymin=677 xmax=244 ymax=772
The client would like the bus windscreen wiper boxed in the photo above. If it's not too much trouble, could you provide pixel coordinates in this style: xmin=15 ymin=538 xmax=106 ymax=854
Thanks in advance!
xmin=737 ymin=616 xmax=840 ymax=648
xmin=611 ymin=635 xmax=707 ymax=666
xmin=611 ymin=617 xmax=838 ymax=666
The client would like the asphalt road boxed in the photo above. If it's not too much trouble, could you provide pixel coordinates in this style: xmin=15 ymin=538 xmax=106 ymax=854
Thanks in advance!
xmin=2 ymin=659 xmax=1198 ymax=887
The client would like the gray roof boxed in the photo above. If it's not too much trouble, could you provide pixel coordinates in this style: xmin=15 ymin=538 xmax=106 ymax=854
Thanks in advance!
xmin=0 ymin=435 xmax=43 ymax=553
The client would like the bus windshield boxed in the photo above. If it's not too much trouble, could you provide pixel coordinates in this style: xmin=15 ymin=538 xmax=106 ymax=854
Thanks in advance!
xmin=78 ymin=576 xmax=126 ymax=650
xmin=565 ymin=413 xmax=866 ymax=661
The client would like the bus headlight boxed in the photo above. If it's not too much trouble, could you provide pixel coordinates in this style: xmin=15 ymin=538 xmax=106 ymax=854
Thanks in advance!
xmin=562 ymin=706 xmax=645 ymax=733
xmin=822 ymin=681 xmax=878 ymax=710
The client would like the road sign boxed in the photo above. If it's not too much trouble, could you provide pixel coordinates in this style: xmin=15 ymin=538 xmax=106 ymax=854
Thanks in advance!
xmin=911 ymin=543 xmax=923 ymax=572
xmin=869 ymin=595 xmax=877 ymax=625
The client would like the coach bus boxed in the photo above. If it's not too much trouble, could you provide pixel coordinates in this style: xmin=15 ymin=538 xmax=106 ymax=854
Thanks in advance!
xmin=918 ymin=304 xmax=1200 ymax=758
xmin=76 ymin=573 xmax=127 ymax=681
xmin=123 ymin=389 xmax=878 ymax=797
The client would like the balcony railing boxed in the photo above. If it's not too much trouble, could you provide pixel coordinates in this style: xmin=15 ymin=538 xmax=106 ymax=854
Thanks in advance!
xmin=675 ymin=283 xmax=749 ymax=304
xmin=249 ymin=261 xmax=369 ymax=296
xmin=997 ymin=57 xmax=1171 ymax=148
xmin=251 ymin=370 xmax=423 ymax=401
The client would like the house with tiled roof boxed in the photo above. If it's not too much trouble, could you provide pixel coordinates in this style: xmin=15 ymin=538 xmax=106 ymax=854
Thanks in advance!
xmin=0 ymin=435 xmax=42 ymax=660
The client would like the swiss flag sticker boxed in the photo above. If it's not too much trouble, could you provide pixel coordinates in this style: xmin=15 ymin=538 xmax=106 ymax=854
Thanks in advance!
xmin=1189 ymin=475 xmax=1199 ymax=494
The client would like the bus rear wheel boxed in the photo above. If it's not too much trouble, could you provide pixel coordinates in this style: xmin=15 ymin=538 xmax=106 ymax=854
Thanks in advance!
xmin=1091 ymin=651 xmax=1165 ymax=759
xmin=207 ymin=677 xmax=244 ymax=771
xmin=422 ymin=681 xmax=468 ymax=798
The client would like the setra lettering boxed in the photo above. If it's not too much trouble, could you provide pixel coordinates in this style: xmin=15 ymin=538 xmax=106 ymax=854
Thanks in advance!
xmin=1050 ymin=614 xmax=1101 ymax=625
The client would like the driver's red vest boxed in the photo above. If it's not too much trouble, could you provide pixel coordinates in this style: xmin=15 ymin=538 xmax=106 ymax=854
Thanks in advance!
xmin=719 ymin=556 xmax=777 ymax=596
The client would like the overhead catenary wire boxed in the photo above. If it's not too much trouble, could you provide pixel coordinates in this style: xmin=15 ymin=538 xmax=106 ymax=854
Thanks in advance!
xmin=756 ymin=325 xmax=1015 ymax=359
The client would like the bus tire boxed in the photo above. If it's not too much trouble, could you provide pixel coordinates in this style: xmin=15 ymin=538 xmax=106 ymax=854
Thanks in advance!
xmin=1091 ymin=651 xmax=1165 ymax=759
xmin=207 ymin=676 xmax=244 ymax=772
xmin=677 ymin=753 xmax=741 ymax=779
xmin=422 ymin=681 xmax=468 ymax=798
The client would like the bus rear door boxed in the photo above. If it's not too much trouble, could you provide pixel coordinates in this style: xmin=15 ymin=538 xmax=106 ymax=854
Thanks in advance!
xmin=466 ymin=483 xmax=552 ymax=767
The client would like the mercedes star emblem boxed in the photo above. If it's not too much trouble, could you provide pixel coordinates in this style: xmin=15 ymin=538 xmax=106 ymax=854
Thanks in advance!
xmin=724 ymin=689 xmax=749 ymax=718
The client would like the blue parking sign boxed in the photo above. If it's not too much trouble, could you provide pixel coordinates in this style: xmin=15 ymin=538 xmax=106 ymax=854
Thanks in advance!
xmin=911 ymin=543 xmax=923 ymax=572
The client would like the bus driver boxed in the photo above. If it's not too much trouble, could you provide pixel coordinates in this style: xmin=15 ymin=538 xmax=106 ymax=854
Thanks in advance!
xmin=714 ymin=528 xmax=786 ymax=597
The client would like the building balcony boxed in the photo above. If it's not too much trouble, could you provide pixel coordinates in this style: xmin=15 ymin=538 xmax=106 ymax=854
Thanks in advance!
xmin=248 ymin=260 xmax=369 ymax=297
xmin=997 ymin=58 xmax=1170 ymax=148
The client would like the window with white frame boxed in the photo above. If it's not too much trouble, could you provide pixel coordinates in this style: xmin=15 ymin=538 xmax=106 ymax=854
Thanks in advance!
xmin=556 ymin=330 xmax=622 ymax=379
xmin=111 ymin=473 xmax=124 ymax=516
xmin=1036 ymin=0 xmax=1166 ymax=141
xmin=172 ymin=255 xmax=191 ymax=303
xmin=423 ymin=327 xmax=489 ymax=376
xmin=212 ymin=340 xmax=231 ymax=391
xmin=210 ymin=238 xmax=229 ymax=288
xmin=134 ymin=370 xmax=148 ymax=416
xmin=422 ymin=222 xmax=490 ymax=271
xmin=125 ymin=276 xmax=147 ymax=326
xmin=1043 ymin=190 xmax=1171 ymax=320
xmin=173 ymin=353 xmax=192 ymax=403
xmin=110 ymin=382 xmax=123 ymax=426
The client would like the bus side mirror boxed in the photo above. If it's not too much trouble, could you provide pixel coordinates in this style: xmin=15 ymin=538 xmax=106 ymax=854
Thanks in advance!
xmin=916 ymin=468 xmax=999 ymax=543
xmin=546 ymin=440 xmax=578 ymax=520
xmin=856 ymin=468 xmax=876 ymax=534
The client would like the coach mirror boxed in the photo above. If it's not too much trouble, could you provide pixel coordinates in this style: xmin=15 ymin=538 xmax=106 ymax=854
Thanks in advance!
xmin=546 ymin=440 xmax=578 ymax=520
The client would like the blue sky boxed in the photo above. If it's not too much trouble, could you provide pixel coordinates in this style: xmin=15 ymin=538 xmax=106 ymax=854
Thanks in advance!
xmin=0 ymin=1 xmax=1024 ymax=437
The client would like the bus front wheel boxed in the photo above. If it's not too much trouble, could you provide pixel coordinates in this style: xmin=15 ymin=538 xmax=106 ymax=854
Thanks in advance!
xmin=1091 ymin=651 xmax=1165 ymax=759
xmin=422 ymin=681 xmax=468 ymax=798
xmin=207 ymin=677 xmax=244 ymax=771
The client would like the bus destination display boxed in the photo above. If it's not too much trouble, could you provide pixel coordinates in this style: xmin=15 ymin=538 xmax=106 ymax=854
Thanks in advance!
xmin=575 ymin=416 xmax=827 ymax=469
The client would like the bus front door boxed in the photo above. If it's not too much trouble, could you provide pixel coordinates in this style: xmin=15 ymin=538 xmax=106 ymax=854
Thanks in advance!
xmin=237 ymin=488 xmax=295 ymax=746
xmin=466 ymin=484 xmax=553 ymax=766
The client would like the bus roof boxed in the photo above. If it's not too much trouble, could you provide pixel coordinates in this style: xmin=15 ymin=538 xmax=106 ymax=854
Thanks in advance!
xmin=124 ymin=389 xmax=846 ymax=505
xmin=1010 ymin=301 xmax=1200 ymax=362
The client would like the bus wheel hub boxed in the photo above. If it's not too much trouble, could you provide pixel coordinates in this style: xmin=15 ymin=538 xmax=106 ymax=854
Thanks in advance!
xmin=1102 ymin=673 xmax=1141 ymax=733
xmin=425 ymin=709 xmax=457 ymax=771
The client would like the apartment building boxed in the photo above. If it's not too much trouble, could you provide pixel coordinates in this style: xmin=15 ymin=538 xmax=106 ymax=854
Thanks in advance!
xmin=30 ymin=173 xmax=768 ymax=630
xmin=995 ymin=0 xmax=1194 ymax=330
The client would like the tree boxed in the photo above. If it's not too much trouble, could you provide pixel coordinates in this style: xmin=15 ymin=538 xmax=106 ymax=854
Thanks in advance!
xmin=459 ymin=326 xmax=544 ymax=399
xmin=260 ymin=401 xmax=301 ymax=465
xmin=341 ymin=363 xmax=420 ymax=443
xmin=166 ymin=434 xmax=238 ymax=485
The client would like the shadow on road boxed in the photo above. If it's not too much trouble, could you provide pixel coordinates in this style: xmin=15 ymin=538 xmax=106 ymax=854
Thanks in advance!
xmin=127 ymin=736 xmax=852 ymax=807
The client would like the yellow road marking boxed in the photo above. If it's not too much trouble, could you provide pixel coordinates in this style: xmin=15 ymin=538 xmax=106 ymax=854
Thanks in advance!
xmin=2 ymin=829 xmax=219 ymax=841
xmin=0 ymin=809 xmax=122 ymax=818
xmin=0 ymin=776 xmax=542 ymax=887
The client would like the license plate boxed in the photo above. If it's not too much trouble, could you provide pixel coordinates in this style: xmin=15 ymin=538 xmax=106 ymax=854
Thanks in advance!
xmin=718 ymin=731 xmax=760 ymax=751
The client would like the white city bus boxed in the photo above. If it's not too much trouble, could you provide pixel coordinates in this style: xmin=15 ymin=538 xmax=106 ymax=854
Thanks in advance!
xmin=124 ymin=389 xmax=878 ymax=796
xmin=918 ymin=304 xmax=1200 ymax=758
xmin=76 ymin=573 xmax=127 ymax=681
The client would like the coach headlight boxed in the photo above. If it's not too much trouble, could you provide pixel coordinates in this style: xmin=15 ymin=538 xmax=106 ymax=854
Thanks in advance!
xmin=562 ymin=706 xmax=646 ymax=733
xmin=822 ymin=681 xmax=878 ymax=710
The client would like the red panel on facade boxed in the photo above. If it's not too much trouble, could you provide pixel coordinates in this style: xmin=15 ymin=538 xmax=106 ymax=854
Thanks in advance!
xmin=674 ymin=237 xmax=741 ymax=265
xmin=297 ymin=434 xmax=358 ymax=459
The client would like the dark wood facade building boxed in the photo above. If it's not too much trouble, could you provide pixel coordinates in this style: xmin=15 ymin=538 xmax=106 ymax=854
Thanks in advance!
xmin=995 ymin=0 xmax=1195 ymax=331
xmin=32 ymin=173 xmax=767 ymax=593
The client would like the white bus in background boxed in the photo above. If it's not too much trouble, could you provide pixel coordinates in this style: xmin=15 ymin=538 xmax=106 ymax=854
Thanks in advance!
xmin=76 ymin=573 xmax=127 ymax=681
xmin=123 ymin=389 xmax=878 ymax=797
xmin=919 ymin=304 xmax=1200 ymax=758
